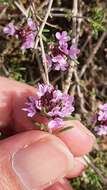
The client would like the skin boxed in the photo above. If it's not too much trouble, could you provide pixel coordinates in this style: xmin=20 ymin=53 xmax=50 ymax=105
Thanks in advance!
xmin=0 ymin=77 xmax=95 ymax=190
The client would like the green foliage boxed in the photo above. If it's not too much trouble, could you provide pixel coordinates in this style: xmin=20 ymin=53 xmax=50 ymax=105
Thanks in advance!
xmin=9 ymin=64 xmax=26 ymax=82
xmin=88 ymin=8 xmax=106 ymax=39
xmin=72 ymin=168 xmax=103 ymax=190
xmin=0 ymin=0 xmax=12 ymax=3
xmin=72 ymin=150 xmax=107 ymax=190
xmin=85 ymin=168 xmax=103 ymax=190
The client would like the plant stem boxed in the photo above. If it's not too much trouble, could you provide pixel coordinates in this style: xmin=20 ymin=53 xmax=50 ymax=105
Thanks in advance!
xmin=64 ymin=0 xmax=78 ymax=93
xmin=34 ymin=0 xmax=53 ymax=49
xmin=40 ymin=37 xmax=50 ymax=84
xmin=14 ymin=0 xmax=29 ymax=17
xmin=35 ymin=50 xmax=47 ymax=84
xmin=80 ymin=31 xmax=107 ymax=78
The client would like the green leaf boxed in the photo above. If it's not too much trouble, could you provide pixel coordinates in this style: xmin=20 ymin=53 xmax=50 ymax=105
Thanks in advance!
xmin=43 ymin=29 xmax=50 ymax=33
xmin=74 ymin=59 xmax=80 ymax=65
xmin=31 ymin=120 xmax=48 ymax=131
xmin=88 ymin=8 xmax=106 ymax=39
xmin=55 ymin=126 xmax=73 ymax=134
xmin=64 ymin=115 xmax=80 ymax=121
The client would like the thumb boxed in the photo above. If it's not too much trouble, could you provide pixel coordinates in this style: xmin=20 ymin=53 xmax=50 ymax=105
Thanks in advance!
xmin=0 ymin=130 xmax=73 ymax=190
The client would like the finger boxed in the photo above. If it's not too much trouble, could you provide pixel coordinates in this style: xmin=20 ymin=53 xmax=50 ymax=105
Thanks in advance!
xmin=0 ymin=77 xmax=35 ymax=133
xmin=57 ymin=120 xmax=95 ymax=156
xmin=0 ymin=130 xmax=74 ymax=190
xmin=45 ymin=179 xmax=74 ymax=190
xmin=66 ymin=157 xmax=87 ymax=178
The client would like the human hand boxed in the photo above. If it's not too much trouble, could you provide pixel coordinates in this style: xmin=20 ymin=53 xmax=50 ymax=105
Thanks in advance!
xmin=0 ymin=77 xmax=95 ymax=190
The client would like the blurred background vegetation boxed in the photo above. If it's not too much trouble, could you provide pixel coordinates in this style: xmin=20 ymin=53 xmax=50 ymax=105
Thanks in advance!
xmin=0 ymin=0 xmax=107 ymax=189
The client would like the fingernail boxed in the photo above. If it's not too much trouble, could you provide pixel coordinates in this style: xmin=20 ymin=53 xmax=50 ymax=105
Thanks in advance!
xmin=58 ymin=127 xmax=95 ymax=156
xmin=67 ymin=157 xmax=87 ymax=178
xmin=12 ymin=136 xmax=73 ymax=190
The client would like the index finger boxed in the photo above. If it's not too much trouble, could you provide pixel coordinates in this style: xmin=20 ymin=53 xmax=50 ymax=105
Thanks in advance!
xmin=0 ymin=77 xmax=35 ymax=133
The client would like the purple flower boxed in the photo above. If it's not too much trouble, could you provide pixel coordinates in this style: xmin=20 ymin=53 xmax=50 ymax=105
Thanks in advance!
xmin=4 ymin=18 xmax=37 ymax=50
xmin=3 ymin=22 xmax=16 ymax=36
xmin=23 ymin=107 xmax=36 ymax=117
xmin=98 ymin=103 xmax=107 ymax=121
xmin=68 ymin=44 xmax=80 ymax=60
xmin=48 ymin=94 xmax=74 ymax=118
xmin=21 ymin=19 xmax=37 ymax=50
xmin=99 ymin=103 xmax=107 ymax=111
xmin=23 ymin=83 xmax=75 ymax=132
xmin=56 ymin=31 xmax=70 ymax=46
xmin=94 ymin=103 xmax=107 ymax=136
xmin=52 ymin=55 xmax=68 ymax=71
xmin=52 ymin=90 xmax=62 ymax=102
xmin=27 ymin=18 xmax=37 ymax=30
xmin=37 ymin=83 xmax=53 ymax=97
xmin=61 ymin=94 xmax=74 ymax=117
xmin=98 ymin=104 xmax=107 ymax=121
xmin=46 ymin=55 xmax=53 ymax=69
xmin=21 ymin=33 xmax=35 ymax=50
xmin=95 ymin=125 xmax=107 ymax=136
xmin=98 ymin=110 xmax=107 ymax=121
xmin=20 ymin=18 xmax=37 ymax=50
xmin=59 ymin=43 xmax=69 ymax=55
xmin=48 ymin=106 xmax=61 ymax=117
xmin=48 ymin=118 xmax=63 ymax=131
xmin=22 ymin=97 xmax=39 ymax=117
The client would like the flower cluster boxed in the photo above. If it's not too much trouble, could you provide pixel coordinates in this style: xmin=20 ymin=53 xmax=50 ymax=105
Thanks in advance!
xmin=4 ymin=21 xmax=79 ymax=71
xmin=3 ymin=18 xmax=37 ymax=50
xmin=23 ymin=83 xmax=74 ymax=132
xmin=47 ymin=31 xmax=80 ymax=71
xmin=95 ymin=103 xmax=107 ymax=135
